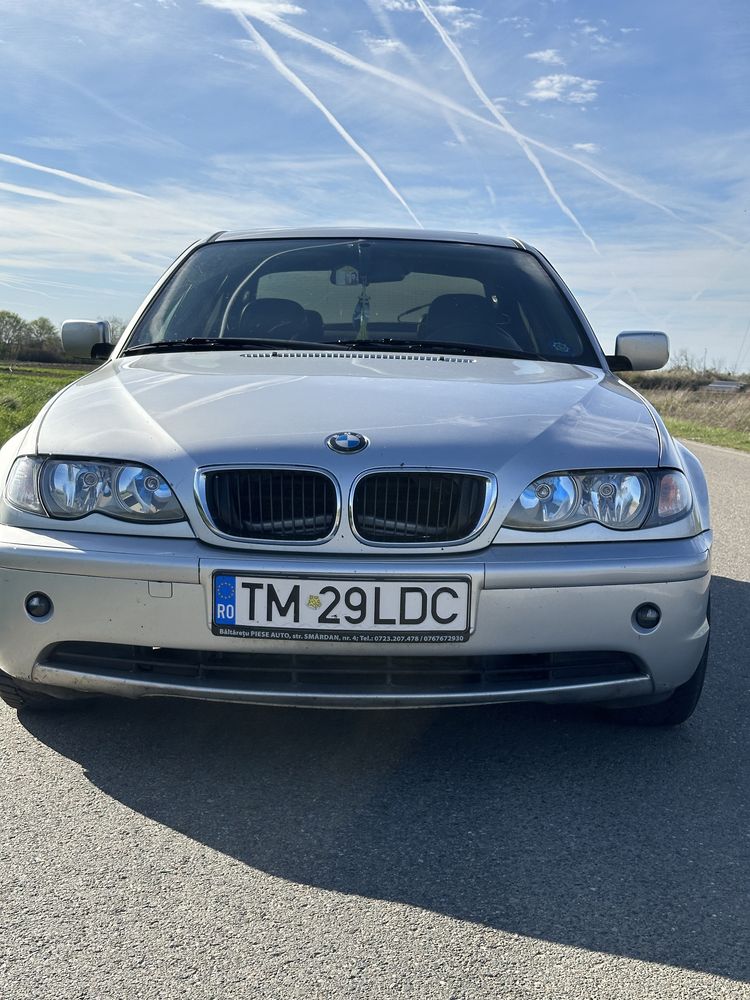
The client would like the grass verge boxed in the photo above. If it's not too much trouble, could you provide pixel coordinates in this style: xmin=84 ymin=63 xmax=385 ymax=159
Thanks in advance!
xmin=636 ymin=386 xmax=750 ymax=454
xmin=0 ymin=368 xmax=85 ymax=446
xmin=661 ymin=419 xmax=750 ymax=452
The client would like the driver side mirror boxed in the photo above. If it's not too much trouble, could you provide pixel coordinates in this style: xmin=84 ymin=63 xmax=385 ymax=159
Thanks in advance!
xmin=61 ymin=320 xmax=114 ymax=360
xmin=607 ymin=331 xmax=669 ymax=372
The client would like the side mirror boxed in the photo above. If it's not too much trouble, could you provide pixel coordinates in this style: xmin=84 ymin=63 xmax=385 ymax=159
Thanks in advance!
xmin=61 ymin=319 xmax=113 ymax=359
xmin=607 ymin=331 xmax=669 ymax=372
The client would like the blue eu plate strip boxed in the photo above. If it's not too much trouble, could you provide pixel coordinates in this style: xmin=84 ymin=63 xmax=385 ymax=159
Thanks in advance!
xmin=213 ymin=574 xmax=236 ymax=625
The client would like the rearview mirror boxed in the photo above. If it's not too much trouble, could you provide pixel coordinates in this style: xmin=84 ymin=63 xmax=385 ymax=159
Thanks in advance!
xmin=331 ymin=266 xmax=360 ymax=286
xmin=61 ymin=320 xmax=113 ymax=359
xmin=607 ymin=331 xmax=669 ymax=372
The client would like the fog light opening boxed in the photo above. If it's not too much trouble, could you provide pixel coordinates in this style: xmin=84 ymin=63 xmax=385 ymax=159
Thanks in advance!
xmin=25 ymin=592 xmax=53 ymax=620
xmin=634 ymin=603 xmax=661 ymax=631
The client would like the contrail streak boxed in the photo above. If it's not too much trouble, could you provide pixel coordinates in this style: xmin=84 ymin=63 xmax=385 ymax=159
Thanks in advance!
xmin=367 ymin=0 xmax=575 ymax=222
xmin=0 ymin=153 xmax=148 ymax=199
xmin=234 ymin=13 xmax=422 ymax=226
xmin=0 ymin=181 xmax=79 ymax=203
xmin=30 ymin=223 xmax=165 ymax=273
xmin=374 ymin=0 xmax=503 ymax=234
xmin=0 ymin=274 xmax=52 ymax=297
xmin=236 ymin=9 xmax=742 ymax=246
xmin=414 ymin=0 xmax=597 ymax=252
xmin=363 ymin=0 xmax=471 ymax=153
xmin=4 ymin=46 xmax=186 ymax=154
xmin=0 ymin=270 xmax=121 ymax=295
xmin=661 ymin=238 xmax=750 ymax=328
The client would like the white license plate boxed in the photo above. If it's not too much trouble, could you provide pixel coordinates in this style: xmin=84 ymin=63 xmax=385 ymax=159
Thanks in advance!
xmin=212 ymin=574 xmax=471 ymax=642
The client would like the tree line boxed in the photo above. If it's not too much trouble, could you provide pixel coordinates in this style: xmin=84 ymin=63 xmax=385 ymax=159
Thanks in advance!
xmin=0 ymin=312 xmax=126 ymax=362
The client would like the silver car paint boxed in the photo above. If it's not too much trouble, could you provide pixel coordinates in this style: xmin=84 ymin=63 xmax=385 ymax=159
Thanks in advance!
xmin=3 ymin=351 xmax=707 ymax=548
xmin=0 ymin=229 xmax=711 ymax=707
xmin=0 ymin=531 xmax=710 ymax=706
xmin=17 ymin=353 xmax=666 ymax=551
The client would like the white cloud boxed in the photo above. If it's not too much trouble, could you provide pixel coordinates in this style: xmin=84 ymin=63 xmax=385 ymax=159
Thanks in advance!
xmin=201 ymin=1 xmax=305 ymax=15
xmin=357 ymin=32 xmax=404 ymax=55
xmin=498 ymin=16 xmax=532 ymax=31
xmin=437 ymin=4 xmax=483 ymax=32
xmin=382 ymin=2 xmax=481 ymax=30
xmin=527 ymin=74 xmax=600 ymax=104
xmin=570 ymin=17 xmax=617 ymax=48
xmin=525 ymin=49 xmax=565 ymax=66
xmin=447 ymin=15 xmax=481 ymax=32
xmin=573 ymin=142 xmax=600 ymax=154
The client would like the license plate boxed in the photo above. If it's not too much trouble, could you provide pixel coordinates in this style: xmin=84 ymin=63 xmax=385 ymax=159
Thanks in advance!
xmin=212 ymin=574 xmax=471 ymax=642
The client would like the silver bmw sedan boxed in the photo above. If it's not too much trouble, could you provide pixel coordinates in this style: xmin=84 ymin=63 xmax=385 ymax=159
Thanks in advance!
xmin=0 ymin=229 xmax=711 ymax=725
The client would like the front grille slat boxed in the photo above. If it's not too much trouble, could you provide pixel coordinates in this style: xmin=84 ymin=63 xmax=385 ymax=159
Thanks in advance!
xmin=353 ymin=472 xmax=491 ymax=544
xmin=204 ymin=469 xmax=337 ymax=541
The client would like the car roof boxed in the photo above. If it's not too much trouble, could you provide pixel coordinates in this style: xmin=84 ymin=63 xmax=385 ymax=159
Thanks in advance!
xmin=211 ymin=227 xmax=526 ymax=249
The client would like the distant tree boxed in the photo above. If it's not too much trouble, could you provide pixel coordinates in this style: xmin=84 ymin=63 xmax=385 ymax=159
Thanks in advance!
xmin=0 ymin=311 xmax=32 ymax=360
xmin=0 ymin=311 xmax=28 ymax=349
xmin=0 ymin=311 xmax=64 ymax=362
xmin=27 ymin=316 xmax=61 ymax=351
xmin=99 ymin=315 xmax=127 ymax=343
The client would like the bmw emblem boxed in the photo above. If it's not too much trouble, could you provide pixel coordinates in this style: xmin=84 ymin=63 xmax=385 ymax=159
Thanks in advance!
xmin=326 ymin=431 xmax=369 ymax=454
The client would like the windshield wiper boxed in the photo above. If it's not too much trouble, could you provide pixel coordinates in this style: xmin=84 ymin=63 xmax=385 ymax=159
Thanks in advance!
xmin=330 ymin=338 xmax=545 ymax=361
xmin=122 ymin=336 xmax=546 ymax=362
xmin=121 ymin=337 xmax=336 ymax=356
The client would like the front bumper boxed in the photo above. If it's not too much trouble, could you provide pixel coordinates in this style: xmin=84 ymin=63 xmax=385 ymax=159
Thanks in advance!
xmin=0 ymin=525 xmax=711 ymax=708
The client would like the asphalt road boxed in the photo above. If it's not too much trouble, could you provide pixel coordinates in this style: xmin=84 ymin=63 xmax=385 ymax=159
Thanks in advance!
xmin=1 ymin=442 xmax=748 ymax=1000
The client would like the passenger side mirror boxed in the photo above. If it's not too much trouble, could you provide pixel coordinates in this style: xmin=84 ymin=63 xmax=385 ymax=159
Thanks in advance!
xmin=607 ymin=331 xmax=669 ymax=372
xmin=61 ymin=320 xmax=114 ymax=360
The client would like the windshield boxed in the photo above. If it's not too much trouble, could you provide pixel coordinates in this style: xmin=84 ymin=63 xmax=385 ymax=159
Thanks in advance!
xmin=124 ymin=238 xmax=599 ymax=365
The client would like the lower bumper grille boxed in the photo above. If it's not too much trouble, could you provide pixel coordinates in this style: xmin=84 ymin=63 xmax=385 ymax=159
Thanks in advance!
xmin=45 ymin=643 xmax=644 ymax=695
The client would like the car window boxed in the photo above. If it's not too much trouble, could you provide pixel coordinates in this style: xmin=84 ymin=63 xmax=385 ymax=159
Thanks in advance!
xmin=126 ymin=238 xmax=599 ymax=365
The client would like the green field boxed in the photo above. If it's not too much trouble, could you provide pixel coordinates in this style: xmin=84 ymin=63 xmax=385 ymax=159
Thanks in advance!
xmin=627 ymin=377 xmax=750 ymax=453
xmin=1 ymin=363 xmax=749 ymax=452
xmin=0 ymin=365 xmax=87 ymax=446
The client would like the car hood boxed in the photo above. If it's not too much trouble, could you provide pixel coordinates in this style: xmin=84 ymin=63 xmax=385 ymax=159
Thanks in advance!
xmin=35 ymin=353 xmax=659 ymax=484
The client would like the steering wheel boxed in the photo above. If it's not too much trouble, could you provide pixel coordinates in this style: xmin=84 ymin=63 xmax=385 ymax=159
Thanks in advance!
xmin=396 ymin=302 xmax=432 ymax=323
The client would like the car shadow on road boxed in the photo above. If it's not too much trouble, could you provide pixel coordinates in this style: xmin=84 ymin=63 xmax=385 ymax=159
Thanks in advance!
xmin=20 ymin=574 xmax=750 ymax=982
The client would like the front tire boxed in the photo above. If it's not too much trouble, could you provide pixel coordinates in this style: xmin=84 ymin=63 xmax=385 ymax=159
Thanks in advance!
xmin=605 ymin=638 xmax=710 ymax=726
xmin=0 ymin=670 xmax=89 ymax=713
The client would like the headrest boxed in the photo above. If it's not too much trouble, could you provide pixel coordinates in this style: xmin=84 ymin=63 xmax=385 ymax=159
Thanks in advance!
xmin=238 ymin=298 xmax=307 ymax=338
xmin=423 ymin=294 xmax=495 ymax=328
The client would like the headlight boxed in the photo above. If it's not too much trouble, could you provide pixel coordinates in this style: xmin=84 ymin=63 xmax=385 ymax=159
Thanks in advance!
xmin=504 ymin=469 xmax=692 ymax=531
xmin=5 ymin=456 xmax=185 ymax=523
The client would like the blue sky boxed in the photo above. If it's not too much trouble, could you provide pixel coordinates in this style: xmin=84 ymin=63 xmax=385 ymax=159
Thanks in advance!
xmin=1 ymin=0 xmax=748 ymax=364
